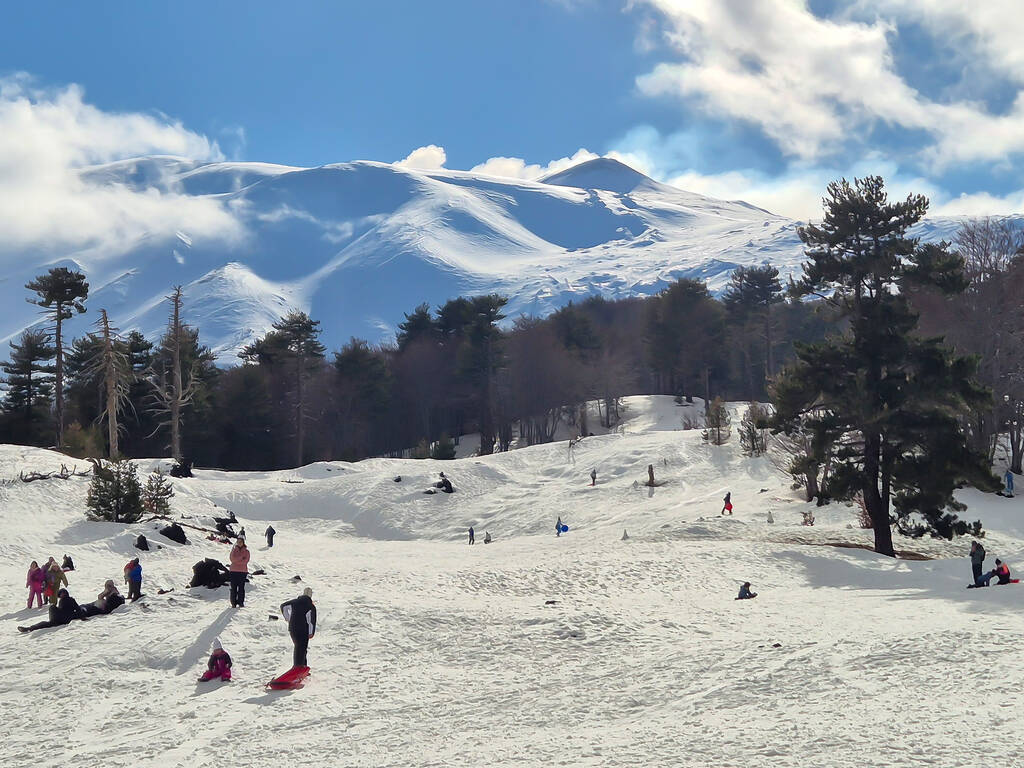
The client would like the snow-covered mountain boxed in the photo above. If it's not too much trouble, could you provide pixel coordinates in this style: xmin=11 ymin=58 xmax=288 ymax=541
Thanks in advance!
xmin=0 ymin=156 xmax=1015 ymax=361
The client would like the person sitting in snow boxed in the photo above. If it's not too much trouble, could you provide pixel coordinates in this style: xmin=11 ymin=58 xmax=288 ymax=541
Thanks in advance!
xmin=18 ymin=589 xmax=85 ymax=632
xmin=736 ymin=582 xmax=758 ymax=600
xmin=484 ymin=531 xmax=492 ymax=544
xmin=80 ymin=580 xmax=125 ymax=618
xmin=198 ymin=637 xmax=233 ymax=682
xmin=977 ymin=559 xmax=1015 ymax=587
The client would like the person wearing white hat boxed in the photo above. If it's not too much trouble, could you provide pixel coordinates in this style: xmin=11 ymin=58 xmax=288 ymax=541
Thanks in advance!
xmin=280 ymin=587 xmax=317 ymax=669
xmin=199 ymin=637 xmax=233 ymax=682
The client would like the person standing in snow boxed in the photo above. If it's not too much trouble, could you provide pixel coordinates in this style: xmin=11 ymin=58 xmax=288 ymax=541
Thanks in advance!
xmin=198 ymin=638 xmax=233 ymax=682
xmin=721 ymin=492 xmax=733 ymax=515
xmin=26 ymin=561 xmax=46 ymax=608
xmin=468 ymin=526 xmax=475 ymax=545
xmin=1005 ymin=469 xmax=1015 ymax=497
xmin=590 ymin=469 xmax=597 ymax=486
xmin=228 ymin=537 xmax=250 ymax=608
xmin=265 ymin=525 xmax=276 ymax=548
xmin=281 ymin=587 xmax=317 ymax=669
xmin=123 ymin=558 xmax=143 ymax=601
xmin=736 ymin=582 xmax=758 ymax=600
xmin=45 ymin=561 xmax=68 ymax=606
xmin=970 ymin=541 xmax=986 ymax=586
xmin=556 ymin=516 xmax=563 ymax=537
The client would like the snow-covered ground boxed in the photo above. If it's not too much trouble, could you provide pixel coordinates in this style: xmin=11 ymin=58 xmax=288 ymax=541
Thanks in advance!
xmin=2 ymin=396 xmax=1022 ymax=767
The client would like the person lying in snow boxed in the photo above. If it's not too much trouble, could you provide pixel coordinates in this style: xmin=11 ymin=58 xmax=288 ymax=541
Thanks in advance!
xmin=198 ymin=638 xmax=232 ymax=682
xmin=736 ymin=582 xmax=758 ymax=600
xmin=18 ymin=589 xmax=85 ymax=632
xmin=80 ymin=580 xmax=126 ymax=618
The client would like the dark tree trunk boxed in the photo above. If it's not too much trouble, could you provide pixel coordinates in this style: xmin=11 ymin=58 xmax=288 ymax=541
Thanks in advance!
xmin=863 ymin=431 xmax=895 ymax=556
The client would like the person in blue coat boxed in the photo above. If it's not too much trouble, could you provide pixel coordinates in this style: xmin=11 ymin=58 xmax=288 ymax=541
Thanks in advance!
xmin=736 ymin=582 xmax=757 ymax=600
xmin=1005 ymin=470 xmax=1015 ymax=497
xmin=124 ymin=558 xmax=142 ymax=601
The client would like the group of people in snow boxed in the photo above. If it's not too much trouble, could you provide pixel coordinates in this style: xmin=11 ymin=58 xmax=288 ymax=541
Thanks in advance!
xmin=24 ymin=557 xmax=71 ymax=608
xmin=466 ymin=527 xmax=492 ymax=544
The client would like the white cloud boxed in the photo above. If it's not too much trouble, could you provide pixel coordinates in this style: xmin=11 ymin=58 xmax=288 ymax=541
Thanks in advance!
xmin=470 ymin=148 xmax=600 ymax=180
xmin=0 ymin=75 xmax=243 ymax=260
xmin=396 ymin=144 xmax=447 ymax=169
xmin=634 ymin=0 xmax=1024 ymax=168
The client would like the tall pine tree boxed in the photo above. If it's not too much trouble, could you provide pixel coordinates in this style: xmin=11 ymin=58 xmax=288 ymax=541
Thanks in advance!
xmin=25 ymin=267 xmax=89 ymax=447
xmin=773 ymin=176 xmax=997 ymax=555
xmin=1 ymin=329 xmax=57 ymax=446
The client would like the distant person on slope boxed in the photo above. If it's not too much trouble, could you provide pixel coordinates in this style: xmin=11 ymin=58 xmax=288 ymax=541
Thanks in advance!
xmin=123 ymin=558 xmax=143 ymax=601
xmin=468 ymin=526 xmax=475 ymax=545
xmin=281 ymin=587 xmax=317 ymax=669
xmin=26 ymin=561 xmax=46 ymax=608
xmin=61 ymin=554 xmax=75 ymax=571
xmin=266 ymin=525 xmax=276 ymax=548
xmin=590 ymin=469 xmax=597 ymax=486
xmin=18 ymin=589 xmax=84 ymax=632
xmin=721 ymin=492 xmax=733 ymax=516
xmin=736 ymin=582 xmax=758 ymax=600
xmin=1005 ymin=469 xmax=1015 ymax=497
xmin=556 ymin=516 xmax=563 ymax=537
xmin=229 ymin=537 xmax=250 ymax=608
xmin=198 ymin=637 xmax=233 ymax=682
xmin=970 ymin=541 xmax=986 ymax=586
xmin=484 ymin=531 xmax=492 ymax=544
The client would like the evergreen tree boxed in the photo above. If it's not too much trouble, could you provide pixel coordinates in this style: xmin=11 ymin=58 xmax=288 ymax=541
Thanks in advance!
xmin=723 ymin=265 xmax=784 ymax=394
xmin=774 ymin=176 xmax=997 ymax=555
xmin=25 ymin=267 xmax=89 ymax=447
xmin=241 ymin=311 xmax=326 ymax=467
xmin=1 ymin=329 xmax=57 ymax=445
xmin=86 ymin=459 xmax=143 ymax=523
xmin=739 ymin=402 xmax=768 ymax=456
xmin=142 ymin=468 xmax=174 ymax=515
xmin=702 ymin=397 xmax=731 ymax=445
xmin=396 ymin=303 xmax=437 ymax=350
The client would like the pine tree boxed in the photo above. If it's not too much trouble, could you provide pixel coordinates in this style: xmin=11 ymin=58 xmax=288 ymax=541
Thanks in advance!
xmin=1 ymin=329 xmax=57 ymax=445
xmin=25 ymin=267 xmax=89 ymax=447
xmin=773 ymin=176 xmax=998 ymax=555
xmin=241 ymin=311 xmax=326 ymax=467
xmin=86 ymin=459 xmax=143 ymax=523
xmin=142 ymin=468 xmax=174 ymax=515
xmin=702 ymin=397 xmax=731 ymax=445
xmin=739 ymin=402 xmax=767 ymax=456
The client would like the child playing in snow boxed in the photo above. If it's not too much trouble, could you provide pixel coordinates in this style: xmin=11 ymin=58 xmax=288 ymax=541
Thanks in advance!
xmin=26 ymin=561 xmax=46 ymax=608
xmin=198 ymin=638 xmax=232 ymax=682
xmin=736 ymin=582 xmax=757 ymax=600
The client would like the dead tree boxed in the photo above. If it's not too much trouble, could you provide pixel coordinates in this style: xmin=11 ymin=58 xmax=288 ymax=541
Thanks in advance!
xmin=146 ymin=287 xmax=197 ymax=462
xmin=85 ymin=310 xmax=133 ymax=458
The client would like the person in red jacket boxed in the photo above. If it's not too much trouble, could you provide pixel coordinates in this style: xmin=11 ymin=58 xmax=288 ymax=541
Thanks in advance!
xmin=198 ymin=637 xmax=233 ymax=682
xmin=228 ymin=537 xmax=250 ymax=608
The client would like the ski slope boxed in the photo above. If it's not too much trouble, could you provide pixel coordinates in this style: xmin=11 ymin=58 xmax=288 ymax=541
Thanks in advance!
xmin=1 ymin=396 xmax=1022 ymax=767
xmin=3 ymin=155 xmax=1013 ymax=362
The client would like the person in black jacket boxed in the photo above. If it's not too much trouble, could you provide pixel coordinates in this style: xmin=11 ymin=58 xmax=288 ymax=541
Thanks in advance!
xmin=18 ymin=589 xmax=85 ymax=632
xmin=266 ymin=525 xmax=276 ymax=548
xmin=280 ymin=587 xmax=317 ymax=668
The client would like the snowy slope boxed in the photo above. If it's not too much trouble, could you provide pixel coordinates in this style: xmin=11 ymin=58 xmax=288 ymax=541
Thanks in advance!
xmin=2 ymin=155 xmax=1021 ymax=360
xmin=2 ymin=396 xmax=1023 ymax=767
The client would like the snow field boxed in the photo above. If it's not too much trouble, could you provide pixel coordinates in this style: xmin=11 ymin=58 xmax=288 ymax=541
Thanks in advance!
xmin=1 ymin=397 xmax=1023 ymax=767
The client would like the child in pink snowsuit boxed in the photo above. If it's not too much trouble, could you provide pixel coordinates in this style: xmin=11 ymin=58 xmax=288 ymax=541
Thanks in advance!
xmin=198 ymin=638 xmax=232 ymax=682
xmin=26 ymin=561 xmax=45 ymax=608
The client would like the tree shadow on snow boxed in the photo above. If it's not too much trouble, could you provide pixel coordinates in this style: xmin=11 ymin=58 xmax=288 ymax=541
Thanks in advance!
xmin=174 ymin=607 xmax=235 ymax=676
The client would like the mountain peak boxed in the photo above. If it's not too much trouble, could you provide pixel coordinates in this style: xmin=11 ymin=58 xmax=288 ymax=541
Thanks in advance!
xmin=540 ymin=157 xmax=664 ymax=194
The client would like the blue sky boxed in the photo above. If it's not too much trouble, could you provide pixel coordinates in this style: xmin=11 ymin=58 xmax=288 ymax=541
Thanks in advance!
xmin=2 ymin=0 xmax=1024 ymax=221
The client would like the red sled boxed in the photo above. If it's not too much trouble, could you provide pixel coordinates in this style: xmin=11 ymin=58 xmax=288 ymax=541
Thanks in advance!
xmin=267 ymin=666 xmax=310 ymax=690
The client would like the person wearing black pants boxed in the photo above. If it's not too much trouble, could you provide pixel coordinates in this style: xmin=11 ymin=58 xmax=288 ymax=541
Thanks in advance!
xmin=228 ymin=537 xmax=250 ymax=608
xmin=266 ymin=525 xmax=276 ymax=548
xmin=281 ymin=587 xmax=317 ymax=668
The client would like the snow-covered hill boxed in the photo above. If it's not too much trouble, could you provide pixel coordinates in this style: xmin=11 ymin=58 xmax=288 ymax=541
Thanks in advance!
xmin=3 ymin=156 xmax=1020 ymax=361
xmin=2 ymin=396 xmax=1023 ymax=767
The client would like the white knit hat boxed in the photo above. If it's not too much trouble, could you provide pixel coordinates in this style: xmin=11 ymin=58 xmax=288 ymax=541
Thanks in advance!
xmin=212 ymin=637 xmax=223 ymax=651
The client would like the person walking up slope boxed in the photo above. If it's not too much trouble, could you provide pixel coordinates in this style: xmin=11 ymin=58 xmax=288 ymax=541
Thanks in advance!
xmin=229 ymin=537 xmax=250 ymax=608
xmin=281 ymin=587 xmax=317 ymax=669
xmin=468 ymin=526 xmax=475 ymax=545
xmin=265 ymin=525 xmax=276 ymax=548
xmin=26 ymin=561 xmax=45 ymax=608
xmin=198 ymin=638 xmax=233 ymax=682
